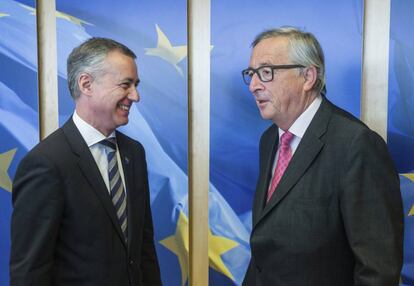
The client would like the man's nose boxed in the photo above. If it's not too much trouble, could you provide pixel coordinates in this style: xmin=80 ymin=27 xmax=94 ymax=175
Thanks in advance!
xmin=128 ymin=87 xmax=140 ymax=102
xmin=249 ymin=73 xmax=263 ymax=93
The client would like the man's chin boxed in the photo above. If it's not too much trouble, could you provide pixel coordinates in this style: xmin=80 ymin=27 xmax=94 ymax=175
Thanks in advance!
xmin=115 ymin=118 xmax=129 ymax=129
xmin=259 ymin=110 xmax=273 ymax=121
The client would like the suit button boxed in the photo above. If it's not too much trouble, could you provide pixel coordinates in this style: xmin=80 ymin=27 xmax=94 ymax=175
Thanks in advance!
xmin=129 ymin=259 xmax=134 ymax=265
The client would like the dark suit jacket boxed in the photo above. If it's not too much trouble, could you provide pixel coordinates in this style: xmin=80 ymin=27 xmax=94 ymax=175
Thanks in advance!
xmin=10 ymin=118 xmax=162 ymax=286
xmin=243 ymin=98 xmax=403 ymax=286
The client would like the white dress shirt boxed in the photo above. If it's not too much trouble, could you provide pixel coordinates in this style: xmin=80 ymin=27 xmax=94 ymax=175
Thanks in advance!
xmin=72 ymin=111 xmax=127 ymax=193
xmin=270 ymin=95 xmax=322 ymax=176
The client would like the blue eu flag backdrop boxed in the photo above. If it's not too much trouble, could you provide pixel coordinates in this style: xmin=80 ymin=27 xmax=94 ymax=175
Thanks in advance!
xmin=0 ymin=1 xmax=39 ymax=285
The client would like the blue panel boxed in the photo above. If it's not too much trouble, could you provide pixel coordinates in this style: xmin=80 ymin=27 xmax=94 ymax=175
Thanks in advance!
xmin=388 ymin=1 xmax=414 ymax=285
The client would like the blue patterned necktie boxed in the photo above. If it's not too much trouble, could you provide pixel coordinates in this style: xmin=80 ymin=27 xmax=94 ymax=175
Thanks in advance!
xmin=100 ymin=138 xmax=128 ymax=241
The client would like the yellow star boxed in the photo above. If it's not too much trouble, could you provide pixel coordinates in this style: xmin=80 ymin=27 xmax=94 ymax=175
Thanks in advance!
xmin=55 ymin=10 xmax=92 ymax=26
xmin=145 ymin=24 xmax=188 ymax=76
xmin=409 ymin=205 xmax=414 ymax=216
xmin=18 ymin=3 xmax=92 ymax=26
xmin=208 ymin=227 xmax=239 ymax=281
xmin=0 ymin=12 xmax=9 ymax=18
xmin=402 ymin=173 xmax=414 ymax=216
xmin=18 ymin=3 xmax=35 ymax=14
xmin=0 ymin=148 xmax=17 ymax=193
xmin=159 ymin=210 xmax=239 ymax=285
xmin=159 ymin=211 xmax=189 ymax=286
xmin=402 ymin=173 xmax=414 ymax=182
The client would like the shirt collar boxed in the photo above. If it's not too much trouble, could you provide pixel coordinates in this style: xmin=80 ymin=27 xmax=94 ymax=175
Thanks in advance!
xmin=72 ymin=111 xmax=116 ymax=147
xmin=281 ymin=95 xmax=322 ymax=139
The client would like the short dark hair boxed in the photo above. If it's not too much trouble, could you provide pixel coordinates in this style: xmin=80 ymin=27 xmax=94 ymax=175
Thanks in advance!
xmin=67 ymin=37 xmax=136 ymax=100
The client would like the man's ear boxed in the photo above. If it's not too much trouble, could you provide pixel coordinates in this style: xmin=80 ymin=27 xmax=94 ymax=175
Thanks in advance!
xmin=303 ymin=66 xmax=317 ymax=92
xmin=78 ymin=73 xmax=94 ymax=96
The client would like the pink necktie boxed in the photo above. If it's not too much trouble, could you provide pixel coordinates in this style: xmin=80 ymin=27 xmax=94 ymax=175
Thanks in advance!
xmin=267 ymin=131 xmax=294 ymax=202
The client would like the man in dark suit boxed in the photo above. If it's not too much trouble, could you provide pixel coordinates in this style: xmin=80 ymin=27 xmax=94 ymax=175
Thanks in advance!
xmin=241 ymin=27 xmax=403 ymax=285
xmin=10 ymin=38 xmax=162 ymax=286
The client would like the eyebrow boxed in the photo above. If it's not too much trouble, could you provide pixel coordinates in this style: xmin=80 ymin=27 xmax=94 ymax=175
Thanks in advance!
xmin=249 ymin=62 xmax=273 ymax=69
xmin=121 ymin=77 xmax=140 ymax=86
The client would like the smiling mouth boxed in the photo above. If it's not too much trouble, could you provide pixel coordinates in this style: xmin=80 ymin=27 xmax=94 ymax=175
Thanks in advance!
xmin=118 ymin=104 xmax=130 ymax=111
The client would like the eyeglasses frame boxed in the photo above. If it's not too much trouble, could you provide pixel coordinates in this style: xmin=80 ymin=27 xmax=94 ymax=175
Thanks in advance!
xmin=241 ymin=64 xmax=305 ymax=85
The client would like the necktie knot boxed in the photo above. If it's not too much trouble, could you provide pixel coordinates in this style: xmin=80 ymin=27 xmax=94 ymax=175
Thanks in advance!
xmin=99 ymin=138 xmax=117 ymax=151
xmin=280 ymin=131 xmax=294 ymax=148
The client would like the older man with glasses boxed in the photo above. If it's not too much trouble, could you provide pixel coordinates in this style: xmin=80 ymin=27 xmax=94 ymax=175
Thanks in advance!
xmin=242 ymin=27 xmax=403 ymax=286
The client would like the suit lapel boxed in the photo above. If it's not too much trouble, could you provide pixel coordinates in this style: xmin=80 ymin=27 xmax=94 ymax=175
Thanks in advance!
xmin=253 ymin=126 xmax=279 ymax=222
xmin=62 ymin=119 xmax=127 ymax=248
xmin=254 ymin=98 xmax=333 ymax=229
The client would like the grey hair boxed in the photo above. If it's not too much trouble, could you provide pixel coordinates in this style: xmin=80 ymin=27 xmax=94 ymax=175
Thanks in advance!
xmin=67 ymin=37 xmax=136 ymax=100
xmin=252 ymin=27 xmax=326 ymax=94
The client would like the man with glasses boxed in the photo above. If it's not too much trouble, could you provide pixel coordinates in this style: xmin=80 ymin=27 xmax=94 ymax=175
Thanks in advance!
xmin=242 ymin=27 xmax=403 ymax=286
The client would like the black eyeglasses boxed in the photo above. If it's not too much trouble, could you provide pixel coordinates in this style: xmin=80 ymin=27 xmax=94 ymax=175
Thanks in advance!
xmin=241 ymin=64 xmax=305 ymax=85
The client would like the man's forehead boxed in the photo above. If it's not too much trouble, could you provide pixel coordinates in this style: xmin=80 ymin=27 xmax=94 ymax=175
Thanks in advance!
xmin=249 ymin=40 xmax=290 ymax=67
xmin=103 ymin=53 xmax=137 ymax=73
xmin=253 ymin=37 xmax=289 ymax=55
